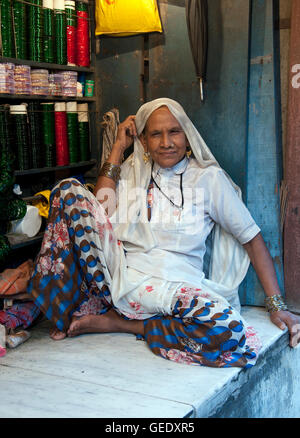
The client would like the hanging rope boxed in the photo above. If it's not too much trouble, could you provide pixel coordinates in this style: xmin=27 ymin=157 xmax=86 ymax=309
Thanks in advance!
xmin=100 ymin=108 xmax=120 ymax=167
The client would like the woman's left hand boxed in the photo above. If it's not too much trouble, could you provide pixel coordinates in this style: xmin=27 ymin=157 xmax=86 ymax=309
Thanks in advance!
xmin=270 ymin=310 xmax=300 ymax=347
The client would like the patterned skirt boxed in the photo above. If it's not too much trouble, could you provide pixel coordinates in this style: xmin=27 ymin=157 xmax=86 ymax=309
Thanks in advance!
xmin=28 ymin=178 xmax=261 ymax=368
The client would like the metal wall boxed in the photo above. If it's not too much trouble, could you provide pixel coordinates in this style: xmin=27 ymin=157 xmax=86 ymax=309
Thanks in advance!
xmin=96 ymin=0 xmax=283 ymax=306
xmin=283 ymin=0 xmax=300 ymax=313
xmin=242 ymin=0 xmax=283 ymax=305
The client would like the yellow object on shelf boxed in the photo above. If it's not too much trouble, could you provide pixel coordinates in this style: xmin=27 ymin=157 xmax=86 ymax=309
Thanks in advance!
xmin=95 ymin=0 xmax=163 ymax=36
xmin=32 ymin=190 xmax=51 ymax=218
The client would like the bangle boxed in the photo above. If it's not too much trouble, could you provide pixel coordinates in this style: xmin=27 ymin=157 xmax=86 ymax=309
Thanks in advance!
xmin=264 ymin=294 xmax=288 ymax=313
xmin=99 ymin=161 xmax=121 ymax=183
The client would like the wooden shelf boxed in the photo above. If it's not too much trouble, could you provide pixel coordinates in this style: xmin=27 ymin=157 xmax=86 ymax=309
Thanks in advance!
xmin=0 ymin=93 xmax=96 ymax=102
xmin=0 ymin=1 xmax=99 ymax=257
xmin=0 ymin=56 xmax=94 ymax=73
xmin=7 ymin=159 xmax=98 ymax=249
xmin=15 ymin=159 xmax=97 ymax=176
xmin=7 ymin=231 xmax=44 ymax=250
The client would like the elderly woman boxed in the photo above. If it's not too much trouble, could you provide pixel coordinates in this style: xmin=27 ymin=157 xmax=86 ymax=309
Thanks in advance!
xmin=28 ymin=98 xmax=299 ymax=368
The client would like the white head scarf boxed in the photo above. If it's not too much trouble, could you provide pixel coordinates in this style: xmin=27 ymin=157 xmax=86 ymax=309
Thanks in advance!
xmin=114 ymin=98 xmax=250 ymax=311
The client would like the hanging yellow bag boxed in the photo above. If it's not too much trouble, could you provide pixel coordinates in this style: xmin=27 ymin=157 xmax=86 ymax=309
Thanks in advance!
xmin=95 ymin=0 xmax=163 ymax=37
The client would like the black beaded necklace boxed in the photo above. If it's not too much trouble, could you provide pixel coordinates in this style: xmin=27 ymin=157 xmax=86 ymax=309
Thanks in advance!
xmin=151 ymin=161 xmax=184 ymax=210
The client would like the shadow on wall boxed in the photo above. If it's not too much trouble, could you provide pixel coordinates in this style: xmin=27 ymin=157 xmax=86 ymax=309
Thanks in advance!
xmin=148 ymin=0 xmax=225 ymax=168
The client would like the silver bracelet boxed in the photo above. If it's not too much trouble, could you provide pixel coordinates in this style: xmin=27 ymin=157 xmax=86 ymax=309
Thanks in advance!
xmin=99 ymin=161 xmax=121 ymax=183
xmin=264 ymin=294 xmax=288 ymax=313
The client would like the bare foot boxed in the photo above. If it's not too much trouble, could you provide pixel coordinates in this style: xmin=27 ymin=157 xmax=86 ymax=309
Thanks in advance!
xmin=67 ymin=309 xmax=122 ymax=337
xmin=50 ymin=326 xmax=67 ymax=341
xmin=67 ymin=309 xmax=144 ymax=337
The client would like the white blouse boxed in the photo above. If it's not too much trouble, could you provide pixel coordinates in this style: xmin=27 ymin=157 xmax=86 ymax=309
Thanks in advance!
xmin=124 ymin=157 xmax=260 ymax=288
xmin=109 ymin=157 xmax=260 ymax=318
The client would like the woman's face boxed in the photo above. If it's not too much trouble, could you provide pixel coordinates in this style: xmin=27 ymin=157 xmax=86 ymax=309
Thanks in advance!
xmin=140 ymin=106 xmax=188 ymax=168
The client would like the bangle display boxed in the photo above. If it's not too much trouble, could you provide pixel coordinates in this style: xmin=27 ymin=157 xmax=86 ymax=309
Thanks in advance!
xmin=264 ymin=294 xmax=288 ymax=313
xmin=99 ymin=161 xmax=121 ymax=183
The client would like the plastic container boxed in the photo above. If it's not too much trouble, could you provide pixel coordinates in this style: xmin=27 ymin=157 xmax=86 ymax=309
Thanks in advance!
xmin=10 ymin=205 xmax=42 ymax=237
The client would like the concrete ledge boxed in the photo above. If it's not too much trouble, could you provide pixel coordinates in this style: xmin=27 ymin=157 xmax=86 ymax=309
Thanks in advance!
xmin=199 ymin=307 xmax=300 ymax=418
xmin=0 ymin=306 xmax=299 ymax=418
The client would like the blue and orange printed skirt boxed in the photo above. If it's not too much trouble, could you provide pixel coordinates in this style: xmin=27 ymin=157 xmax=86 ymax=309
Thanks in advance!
xmin=28 ymin=178 xmax=261 ymax=368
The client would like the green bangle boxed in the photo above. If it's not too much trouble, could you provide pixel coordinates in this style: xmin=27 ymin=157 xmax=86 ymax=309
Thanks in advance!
xmin=264 ymin=294 xmax=288 ymax=313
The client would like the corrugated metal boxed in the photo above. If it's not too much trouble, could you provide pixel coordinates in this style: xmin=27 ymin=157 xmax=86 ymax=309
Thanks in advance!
xmin=283 ymin=0 xmax=300 ymax=312
xmin=240 ymin=0 xmax=284 ymax=305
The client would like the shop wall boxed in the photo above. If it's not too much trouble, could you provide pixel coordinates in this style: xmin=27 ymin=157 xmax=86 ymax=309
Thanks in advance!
xmin=279 ymin=0 xmax=291 ymax=160
xmin=147 ymin=0 xmax=250 ymax=192
xmin=96 ymin=0 xmax=284 ymax=307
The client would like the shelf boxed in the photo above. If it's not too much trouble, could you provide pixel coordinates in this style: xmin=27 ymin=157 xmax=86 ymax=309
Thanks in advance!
xmin=0 ymin=93 xmax=96 ymax=102
xmin=0 ymin=1 xmax=98 ymax=257
xmin=0 ymin=56 xmax=94 ymax=73
xmin=15 ymin=159 xmax=97 ymax=176
xmin=6 ymin=231 xmax=44 ymax=250
xmin=22 ymin=194 xmax=47 ymax=203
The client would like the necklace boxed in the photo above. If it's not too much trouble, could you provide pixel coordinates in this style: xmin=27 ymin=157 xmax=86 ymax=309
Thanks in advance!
xmin=151 ymin=161 xmax=184 ymax=210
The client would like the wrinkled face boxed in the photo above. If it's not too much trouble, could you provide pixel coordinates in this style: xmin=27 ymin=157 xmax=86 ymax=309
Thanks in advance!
xmin=140 ymin=106 xmax=188 ymax=168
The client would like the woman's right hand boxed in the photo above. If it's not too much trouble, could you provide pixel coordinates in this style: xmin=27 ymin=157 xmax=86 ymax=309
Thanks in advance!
xmin=113 ymin=115 xmax=137 ymax=154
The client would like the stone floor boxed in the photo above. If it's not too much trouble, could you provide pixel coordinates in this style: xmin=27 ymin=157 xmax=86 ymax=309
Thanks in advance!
xmin=0 ymin=306 xmax=293 ymax=418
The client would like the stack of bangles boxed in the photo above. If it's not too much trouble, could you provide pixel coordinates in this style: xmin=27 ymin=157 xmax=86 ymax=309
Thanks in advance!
xmin=99 ymin=161 xmax=121 ymax=183
xmin=265 ymin=294 xmax=288 ymax=313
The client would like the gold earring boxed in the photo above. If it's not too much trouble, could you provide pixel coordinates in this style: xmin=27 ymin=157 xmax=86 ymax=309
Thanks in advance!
xmin=143 ymin=151 xmax=151 ymax=163
xmin=186 ymin=147 xmax=192 ymax=158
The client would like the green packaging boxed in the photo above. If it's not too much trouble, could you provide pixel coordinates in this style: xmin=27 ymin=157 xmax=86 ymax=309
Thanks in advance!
xmin=85 ymin=80 xmax=94 ymax=97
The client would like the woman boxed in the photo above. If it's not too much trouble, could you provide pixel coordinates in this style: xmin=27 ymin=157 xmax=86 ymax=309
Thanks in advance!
xmin=28 ymin=98 xmax=299 ymax=368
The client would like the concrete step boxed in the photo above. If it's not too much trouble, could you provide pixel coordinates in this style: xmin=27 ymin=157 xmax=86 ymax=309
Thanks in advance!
xmin=0 ymin=307 xmax=299 ymax=418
